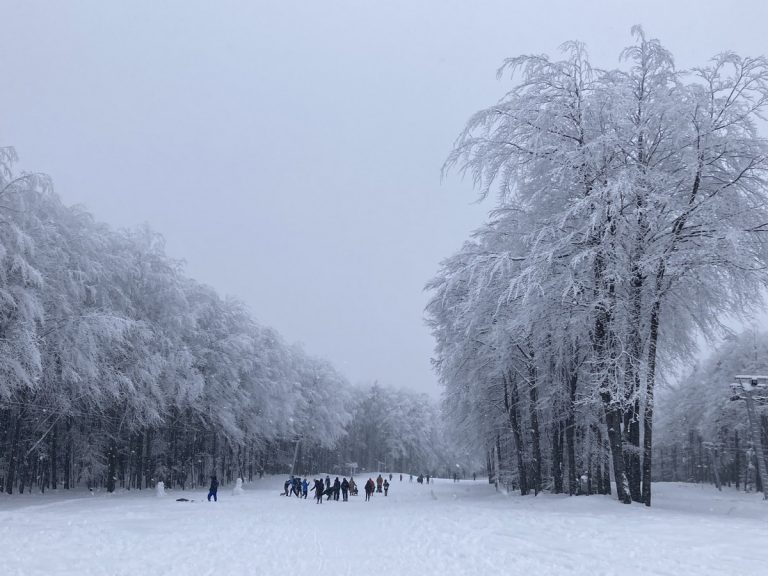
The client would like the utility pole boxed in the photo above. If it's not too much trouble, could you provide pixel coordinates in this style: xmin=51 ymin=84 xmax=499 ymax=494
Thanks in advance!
xmin=732 ymin=375 xmax=768 ymax=500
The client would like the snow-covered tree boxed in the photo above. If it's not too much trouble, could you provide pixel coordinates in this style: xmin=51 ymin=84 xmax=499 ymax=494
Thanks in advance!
xmin=430 ymin=28 xmax=768 ymax=505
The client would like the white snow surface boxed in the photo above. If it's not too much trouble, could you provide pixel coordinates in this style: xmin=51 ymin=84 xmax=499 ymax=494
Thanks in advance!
xmin=1 ymin=478 xmax=766 ymax=575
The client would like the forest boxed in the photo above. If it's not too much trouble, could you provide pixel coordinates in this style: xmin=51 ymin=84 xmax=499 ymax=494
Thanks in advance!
xmin=4 ymin=29 xmax=768 ymax=509
xmin=0 ymin=147 xmax=457 ymax=495
xmin=426 ymin=28 xmax=768 ymax=506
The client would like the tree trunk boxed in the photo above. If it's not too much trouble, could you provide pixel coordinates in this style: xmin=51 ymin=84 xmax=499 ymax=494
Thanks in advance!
xmin=528 ymin=358 xmax=543 ymax=495
xmin=504 ymin=372 xmax=529 ymax=495
xmin=566 ymin=366 xmax=578 ymax=495
xmin=50 ymin=423 xmax=58 ymax=490
xmin=143 ymin=428 xmax=153 ymax=489
xmin=5 ymin=408 xmax=23 ymax=494
xmin=552 ymin=421 xmax=564 ymax=494
xmin=106 ymin=441 xmax=117 ymax=493
xmin=642 ymin=297 xmax=661 ymax=506
xmin=603 ymin=401 xmax=631 ymax=503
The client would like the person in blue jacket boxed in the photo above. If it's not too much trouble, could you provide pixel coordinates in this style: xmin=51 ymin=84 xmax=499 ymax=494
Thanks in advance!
xmin=208 ymin=475 xmax=219 ymax=502
xmin=301 ymin=478 xmax=309 ymax=499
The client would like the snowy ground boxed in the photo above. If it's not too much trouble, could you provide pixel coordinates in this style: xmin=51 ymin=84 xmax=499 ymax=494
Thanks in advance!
xmin=1 ymin=478 xmax=767 ymax=576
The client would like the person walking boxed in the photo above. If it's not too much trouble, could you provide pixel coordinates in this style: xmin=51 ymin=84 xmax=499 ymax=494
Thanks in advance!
xmin=364 ymin=478 xmax=375 ymax=502
xmin=301 ymin=478 xmax=309 ymax=499
xmin=383 ymin=479 xmax=389 ymax=496
xmin=376 ymin=474 xmax=383 ymax=493
xmin=341 ymin=477 xmax=349 ymax=501
xmin=333 ymin=477 xmax=341 ymax=501
xmin=311 ymin=479 xmax=324 ymax=504
xmin=207 ymin=475 xmax=219 ymax=502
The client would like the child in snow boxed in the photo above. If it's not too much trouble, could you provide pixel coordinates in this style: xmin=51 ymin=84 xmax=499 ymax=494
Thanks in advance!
xmin=383 ymin=479 xmax=389 ymax=496
xmin=208 ymin=475 xmax=219 ymax=502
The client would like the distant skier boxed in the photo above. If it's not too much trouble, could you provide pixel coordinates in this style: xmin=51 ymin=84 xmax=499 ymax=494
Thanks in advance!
xmin=389 ymin=473 xmax=393 ymax=481
xmin=301 ymin=478 xmax=309 ymax=499
xmin=364 ymin=478 xmax=375 ymax=502
xmin=376 ymin=474 xmax=383 ymax=493
xmin=341 ymin=477 xmax=350 ymax=501
xmin=208 ymin=475 xmax=219 ymax=502
xmin=383 ymin=479 xmax=389 ymax=496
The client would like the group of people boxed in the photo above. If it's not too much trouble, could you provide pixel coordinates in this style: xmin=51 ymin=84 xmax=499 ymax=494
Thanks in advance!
xmin=282 ymin=475 xmax=357 ymax=503
xmin=283 ymin=473 xmax=393 ymax=503
xmin=363 ymin=474 xmax=390 ymax=501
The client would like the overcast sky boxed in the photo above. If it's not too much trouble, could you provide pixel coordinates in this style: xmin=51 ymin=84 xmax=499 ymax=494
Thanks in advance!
xmin=1 ymin=0 xmax=767 ymax=395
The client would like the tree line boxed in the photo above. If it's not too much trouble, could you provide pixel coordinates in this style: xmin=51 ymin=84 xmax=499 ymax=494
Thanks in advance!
xmin=656 ymin=330 xmax=768 ymax=494
xmin=0 ymin=147 xmax=452 ymax=494
xmin=426 ymin=28 xmax=768 ymax=506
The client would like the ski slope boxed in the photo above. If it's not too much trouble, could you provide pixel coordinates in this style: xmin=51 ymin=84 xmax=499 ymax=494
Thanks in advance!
xmin=1 ymin=478 xmax=766 ymax=575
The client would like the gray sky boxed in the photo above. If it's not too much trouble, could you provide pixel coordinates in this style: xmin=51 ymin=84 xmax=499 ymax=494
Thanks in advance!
xmin=2 ymin=0 xmax=767 ymax=394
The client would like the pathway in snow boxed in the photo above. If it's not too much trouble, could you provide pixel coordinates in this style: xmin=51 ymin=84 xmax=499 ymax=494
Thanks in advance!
xmin=1 ymin=478 xmax=767 ymax=575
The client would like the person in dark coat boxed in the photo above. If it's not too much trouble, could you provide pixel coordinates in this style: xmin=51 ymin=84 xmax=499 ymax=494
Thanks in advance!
xmin=364 ymin=478 xmax=375 ymax=502
xmin=208 ymin=475 xmax=219 ymax=502
xmin=301 ymin=478 xmax=309 ymax=499
xmin=341 ymin=477 xmax=349 ymax=501
xmin=293 ymin=477 xmax=302 ymax=497
xmin=325 ymin=475 xmax=331 ymax=491
xmin=311 ymin=479 xmax=324 ymax=504
xmin=376 ymin=474 xmax=383 ymax=493
xmin=333 ymin=477 xmax=341 ymax=501
xmin=383 ymin=479 xmax=390 ymax=496
xmin=284 ymin=477 xmax=292 ymax=496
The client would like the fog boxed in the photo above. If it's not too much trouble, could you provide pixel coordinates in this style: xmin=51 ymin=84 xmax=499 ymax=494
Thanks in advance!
xmin=1 ymin=0 xmax=766 ymax=394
